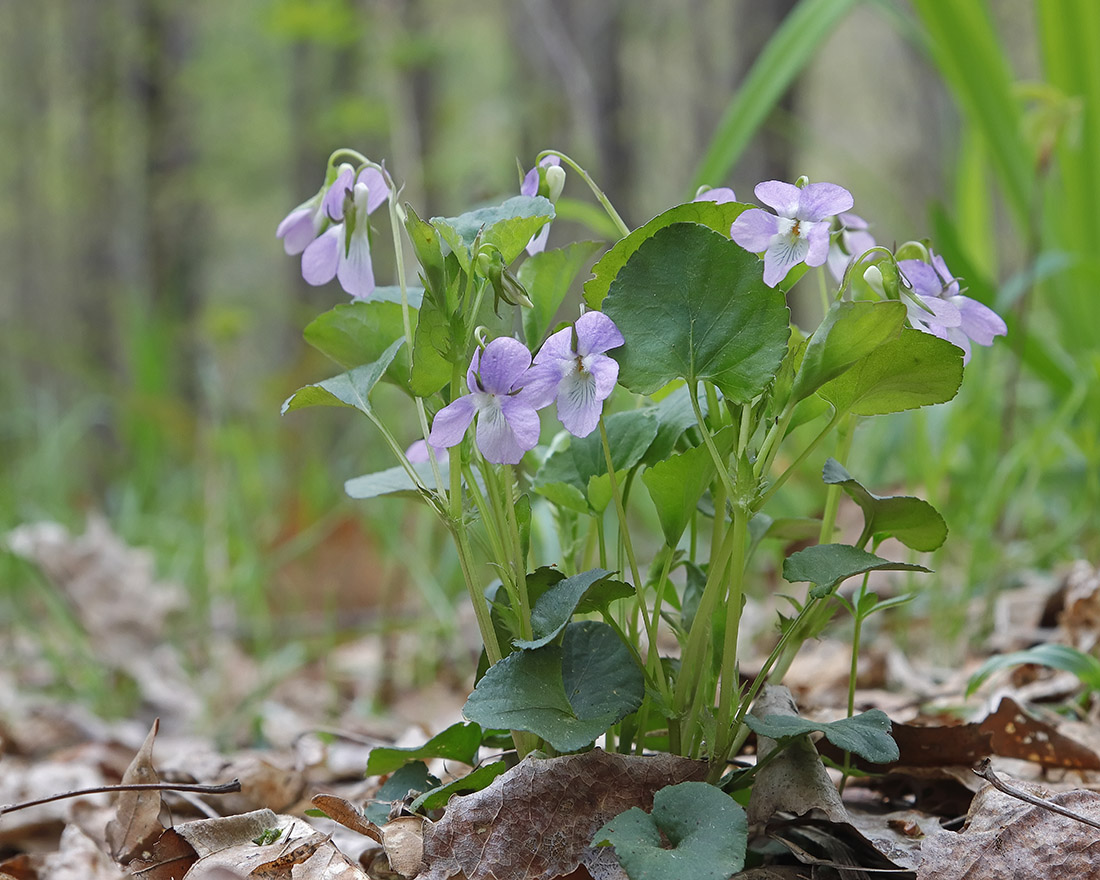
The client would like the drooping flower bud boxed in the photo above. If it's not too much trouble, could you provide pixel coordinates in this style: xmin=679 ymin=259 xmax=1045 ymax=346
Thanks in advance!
xmin=545 ymin=164 xmax=566 ymax=203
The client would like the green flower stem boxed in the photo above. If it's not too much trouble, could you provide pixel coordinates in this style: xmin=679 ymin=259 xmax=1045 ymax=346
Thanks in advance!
xmin=754 ymin=398 xmax=797 ymax=483
xmin=599 ymin=418 xmax=669 ymax=705
xmin=689 ymin=383 xmax=739 ymax=505
xmin=538 ymin=150 xmax=631 ymax=239
xmin=462 ymin=461 xmax=508 ymax=584
xmin=756 ymin=410 xmax=842 ymax=509
xmin=674 ymin=516 xmax=741 ymax=743
xmin=451 ymin=518 xmax=502 ymax=666
xmin=713 ymin=504 xmax=749 ymax=762
xmin=500 ymin=464 xmax=532 ymax=642
xmin=817 ymin=266 xmax=831 ymax=317
xmin=646 ymin=546 xmax=676 ymax=677
xmin=840 ymin=570 xmax=873 ymax=793
xmin=818 ymin=414 xmax=855 ymax=545
xmin=385 ymin=189 xmax=444 ymax=505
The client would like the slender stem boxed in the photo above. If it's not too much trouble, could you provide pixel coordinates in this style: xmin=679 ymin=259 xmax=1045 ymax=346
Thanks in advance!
xmin=713 ymin=504 xmax=749 ymax=761
xmin=500 ymin=464 xmax=532 ymax=641
xmin=599 ymin=419 xmax=669 ymax=704
xmin=754 ymin=398 xmax=797 ymax=482
xmin=689 ymin=383 xmax=739 ymax=503
xmin=537 ymin=150 xmax=631 ymax=238
xmin=818 ymin=414 xmax=855 ymax=544
xmin=757 ymin=411 xmax=842 ymax=508
xmin=452 ymin=521 xmax=502 ymax=665
xmin=1 ymin=781 xmax=242 ymax=817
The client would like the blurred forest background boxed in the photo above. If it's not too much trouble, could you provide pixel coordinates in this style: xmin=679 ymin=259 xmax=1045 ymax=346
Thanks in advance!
xmin=2 ymin=0 xmax=1097 ymax=720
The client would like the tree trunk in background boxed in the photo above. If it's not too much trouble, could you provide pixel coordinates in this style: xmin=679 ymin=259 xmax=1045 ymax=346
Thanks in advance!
xmin=132 ymin=0 xmax=204 ymax=405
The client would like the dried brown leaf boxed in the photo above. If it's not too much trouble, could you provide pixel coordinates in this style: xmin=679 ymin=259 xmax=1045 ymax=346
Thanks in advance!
xmin=127 ymin=828 xmax=198 ymax=880
xmin=980 ymin=696 xmax=1100 ymax=770
xmin=310 ymin=794 xmax=383 ymax=844
xmin=417 ymin=748 xmax=706 ymax=880
xmin=106 ymin=719 xmax=165 ymax=864
xmin=251 ymin=830 xmax=330 ymax=877
xmin=918 ymin=776 xmax=1100 ymax=879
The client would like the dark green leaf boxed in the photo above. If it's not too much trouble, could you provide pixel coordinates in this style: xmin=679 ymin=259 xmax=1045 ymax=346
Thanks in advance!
xmin=514 ymin=569 xmax=632 ymax=650
xmin=782 ymin=543 xmax=929 ymax=598
xmin=790 ymin=300 xmax=906 ymax=402
xmin=822 ymin=458 xmax=948 ymax=552
xmin=744 ymin=708 xmax=899 ymax=764
xmin=601 ymin=223 xmax=789 ymax=402
xmin=408 ymin=761 xmax=509 ymax=814
xmin=816 ymin=328 xmax=963 ymax=416
xmin=464 ymin=621 xmax=643 ymax=752
xmin=364 ymin=762 xmax=440 ymax=826
xmin=584 ymin=201 xmax=748 ymax=310
xmin=366 ymin=722 xmax=484 ymax=777
xmin=594 ymin=781 xmax=747 ymax=880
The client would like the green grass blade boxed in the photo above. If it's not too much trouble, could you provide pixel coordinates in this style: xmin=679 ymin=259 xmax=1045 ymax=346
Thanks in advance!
xmin=909 ymin=0 xmax=1033 ymax=229
xmin=967 ymin=643 xmax=1100 ymax=696
xmin=690 ymin=0 xmax=859 ymax=191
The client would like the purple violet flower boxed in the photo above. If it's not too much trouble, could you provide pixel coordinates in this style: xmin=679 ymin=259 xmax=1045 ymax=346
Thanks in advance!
xmin=300 ymin=163 xmax=389 ymax=300
xmin=526 ymin=311 xmax=624 ymax=438
xmin=428 ymin=337 xmax=547 ymax=465
xmin=406 ymin=439 xmax=448 ymax=463
xmin=898 ymin=252 xmax=1007 ymax=363
xmin=276 ymin=193 xmax=325 ymax=255
xmin=826 ymin=212 xmax=876 ymax=283
xmin=730 ymin=180 xmax=854 ymax=287
xmin=521 ymin=155 xmax=563 ymax=256
xmin=693 ymin=186 xmax=736 ymax=204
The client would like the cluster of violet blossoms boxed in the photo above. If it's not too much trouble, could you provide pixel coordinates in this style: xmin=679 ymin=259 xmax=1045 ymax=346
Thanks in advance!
xmin=276 ymin=161 xmax=391 ymax=300
xmin=729 ymin=178 xmax=1006 ymax=361
xmin=428 ymin=312 xmax=624 ymax=465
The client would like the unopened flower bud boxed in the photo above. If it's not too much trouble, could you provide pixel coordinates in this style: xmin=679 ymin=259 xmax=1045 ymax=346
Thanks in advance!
xmin=863 ymin=265 xmax=886 ymax=298
xmin=894 ymin=240 xmax=930 ymax=263
xmin=794 ymin=175 xmax=810 ymax=189
xmin=545 ymin=164 xmax=566 ymax=203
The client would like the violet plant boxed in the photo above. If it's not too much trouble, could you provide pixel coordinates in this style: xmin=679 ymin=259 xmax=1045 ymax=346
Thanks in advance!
xmin=278 ymin=148 xmax=1005 ymax=855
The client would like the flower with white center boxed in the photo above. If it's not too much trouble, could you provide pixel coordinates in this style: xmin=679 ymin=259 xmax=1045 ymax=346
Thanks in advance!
xmin=429 ymin=337 xmax=547 ymax=465
xmin=300 ymin=164 xmax=390 ymax=300
xmin=730 ymin=180 xmax=854 ymax=287
xmin=525 ymin=311 xmax=623 ymax=438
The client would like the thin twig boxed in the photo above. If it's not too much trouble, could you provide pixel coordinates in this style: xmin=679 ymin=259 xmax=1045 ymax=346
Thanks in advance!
xmin=0 ymin=780 xmax=242 ymax=817
xmin=973 ymin=759 xmax=1100 ymax=831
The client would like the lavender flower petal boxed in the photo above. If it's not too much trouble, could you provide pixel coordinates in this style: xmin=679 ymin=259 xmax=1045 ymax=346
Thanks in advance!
xmin=797 ymin=182 xmax=854 ymax=222
xmin=730 ymin=209 xmax=781 ymax=253
xmin=301 ymin=225 xmax=342 ymax=286
xmin=429 ymin=396 xmax=477 ymax=448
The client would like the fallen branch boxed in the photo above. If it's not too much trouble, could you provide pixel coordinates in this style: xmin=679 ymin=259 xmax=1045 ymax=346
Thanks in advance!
xmin=972 ymin=758 xmax=1100 ymax=831
xmin=0 ymin=780 xmax=242 ymax=817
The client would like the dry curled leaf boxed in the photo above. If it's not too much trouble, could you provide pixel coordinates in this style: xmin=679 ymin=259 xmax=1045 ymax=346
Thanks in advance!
xmin=918 ymin=775 xmax=1100 ymax=879
xmin=980 ymin=696 xmax=1100 ymax=770
xmin=416 ymin=748 xmax=707 ymax=880
xmin=106 ymin=720 xmax=165 ymax=864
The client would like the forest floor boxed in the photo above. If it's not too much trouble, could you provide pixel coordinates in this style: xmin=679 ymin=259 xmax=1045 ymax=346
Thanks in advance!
xmin=4 ymin=518 xmax=1100 ymax=879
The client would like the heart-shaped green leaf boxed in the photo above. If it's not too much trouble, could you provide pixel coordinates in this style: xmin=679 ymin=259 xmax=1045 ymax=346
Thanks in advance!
xmin=822 ymin=458 xmax=948 ymax=552
xmin=601 ymin=223 xmax=789 ymax=402
xmin=817 ymin=327 xmax=963 ymax=416
xmin=464 ymin=621 xmax=643 ymax=752
xmin=744 ymin=708 xmax=899 ymax=764
xmin=782 ymin=543 xmax=930 ymax=598
xmin=594 ymin=781 xmax=747 ymax=880
xmin=584 ymin=200 xmax=748 ymax=309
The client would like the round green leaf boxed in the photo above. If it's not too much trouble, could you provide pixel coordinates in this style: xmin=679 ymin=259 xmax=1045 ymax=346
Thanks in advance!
xmin=601 ymin=223 xmax=789 ymax=402
xmin=744 ymin=709 xmax=899 ymax=764
xmin=782 ymin=543 xmax=930 ymax=598
xmin=595 ymin=781 xmax=747 ymax=880
xmin=464 ymin=621 xmax=643 ymax=753
xmin=584 ymin=200 xmax=748 ymax=310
